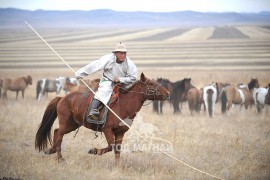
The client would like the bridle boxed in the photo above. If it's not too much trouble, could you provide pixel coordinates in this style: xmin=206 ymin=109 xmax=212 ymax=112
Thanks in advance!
xmin=120 ymin=80 xmax=167 ymax=104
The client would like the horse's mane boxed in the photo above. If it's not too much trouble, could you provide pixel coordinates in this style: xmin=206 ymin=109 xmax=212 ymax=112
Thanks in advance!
xmin=248 ymin=78 xmax=258 ymax=90
xmin=22 ymin=77 xmax=28 ymax=85
xmin=172 ymin=78 xmax=187 ymax=89
xmin=119 ymin=80 xmax=139 ymax=93
xmin=23 ymin=75 xmax=32 ymax=85
xmin=157 ymin=78 xmax=171 ymax=84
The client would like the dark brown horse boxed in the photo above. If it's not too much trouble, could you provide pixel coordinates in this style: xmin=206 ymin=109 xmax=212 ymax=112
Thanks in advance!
xmin=2 ymin=75 xmax=32 ymax=100
xmin=171 ymin=78 xmax=192 ymax=113
xmin=153 ymin=78 xmax=173 ymax=114
xmin=35 ymin=73 xmax=170 ymax=161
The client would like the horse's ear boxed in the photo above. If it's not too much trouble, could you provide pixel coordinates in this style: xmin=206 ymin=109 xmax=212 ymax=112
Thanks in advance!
xmin=140 ymin=72 xmax=146 ymax=82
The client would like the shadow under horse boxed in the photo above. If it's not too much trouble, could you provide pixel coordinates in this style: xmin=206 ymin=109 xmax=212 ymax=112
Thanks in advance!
xmin=35 ymin=73 xmax=170 ymax=161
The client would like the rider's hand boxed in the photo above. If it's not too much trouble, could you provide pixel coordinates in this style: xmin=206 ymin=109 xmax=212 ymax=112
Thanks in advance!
xmin=114 ymin=79 xmax=120 ymax=83
xmin=76 ymin=76 xmax=82 ymax=80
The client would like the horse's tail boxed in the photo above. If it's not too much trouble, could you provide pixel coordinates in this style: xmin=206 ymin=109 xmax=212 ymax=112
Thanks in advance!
xmin=36 ymin=80 xmax=41 ymax=100
xmin=206 ymin=89 xmax=214 ymax=117
xmin=195 ymin=94 xmax=201 ymax=112
xmin=35 ymin=96 xmax=62 ymax=151
xmin=221 ymin=90 xmax=227 ymax=114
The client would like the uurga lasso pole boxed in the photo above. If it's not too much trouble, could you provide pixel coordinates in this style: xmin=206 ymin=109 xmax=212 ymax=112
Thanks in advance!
xmin=25 ymin=21 xmax=222 ymax=180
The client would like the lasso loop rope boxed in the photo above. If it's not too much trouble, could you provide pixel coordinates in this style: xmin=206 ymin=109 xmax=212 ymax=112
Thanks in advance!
xmin=25 ymin=21 xmax=223 ymax=180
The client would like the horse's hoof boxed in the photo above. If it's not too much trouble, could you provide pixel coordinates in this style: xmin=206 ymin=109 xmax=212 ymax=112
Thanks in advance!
xmin=88 ymin=148 xmax=97 ymax=155
xmin=43 ymin=148 xmax=56 ymax=154
xmin=44 ymin=148 xmax=52 ymax=154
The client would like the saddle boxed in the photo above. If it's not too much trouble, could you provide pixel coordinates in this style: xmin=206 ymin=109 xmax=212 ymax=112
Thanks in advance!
xmin=85 ymin=84 xmax=122 ymax=125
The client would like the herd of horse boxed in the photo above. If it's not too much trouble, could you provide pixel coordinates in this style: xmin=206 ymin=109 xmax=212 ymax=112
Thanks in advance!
xmin=1 ymin=73 xmax=269 ymax=161
xmin=0 ymin=75 xmax=100 ymax=101
xmin=0 ymin=75 xmax=269 ymax=116
xmin=153 ymin=77 xmax=270 ymax=117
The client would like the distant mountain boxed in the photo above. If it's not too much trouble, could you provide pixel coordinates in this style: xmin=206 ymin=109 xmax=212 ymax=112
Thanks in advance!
xmin=0 ymin=8 xmax=270 ymax=28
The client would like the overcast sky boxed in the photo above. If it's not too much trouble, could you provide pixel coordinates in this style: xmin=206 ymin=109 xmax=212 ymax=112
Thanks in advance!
xmin=0 ymin=0 xmax=269 ymax=12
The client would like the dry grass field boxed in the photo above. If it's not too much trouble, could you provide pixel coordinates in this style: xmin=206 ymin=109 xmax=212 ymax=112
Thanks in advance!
xmin=0 ymin=25 xmax=270 ymax=180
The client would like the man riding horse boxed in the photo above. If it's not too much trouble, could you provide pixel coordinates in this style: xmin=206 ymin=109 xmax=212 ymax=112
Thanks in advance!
xmin=75 ymin=42 xmax=137 ymax=121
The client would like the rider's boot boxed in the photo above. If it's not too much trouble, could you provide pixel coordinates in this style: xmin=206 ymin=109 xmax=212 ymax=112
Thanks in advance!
xmin=88 ymin=98 xmax=103 ymax=120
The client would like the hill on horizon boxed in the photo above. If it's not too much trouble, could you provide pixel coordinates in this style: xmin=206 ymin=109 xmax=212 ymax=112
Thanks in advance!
xmin=0 ymin=8 xmax=270 ymax=28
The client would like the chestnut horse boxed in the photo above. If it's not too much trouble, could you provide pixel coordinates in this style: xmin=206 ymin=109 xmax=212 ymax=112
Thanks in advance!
xmin=187 ymin=87 xmax=203 ymax=116
xmin=170 ymin=78 xmax=192 ymax=113
xmin=2 ymin=75 xmax=32 ymax=100
xmin=63 ymin=78 xmax=100 ymax=93
xmin=221 ymin=78 xmax=259 ymax=115
xmin=35 ymin=73 xmax=170 ymax=161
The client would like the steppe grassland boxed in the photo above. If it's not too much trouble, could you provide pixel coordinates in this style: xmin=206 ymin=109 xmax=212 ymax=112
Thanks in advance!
xmin=1 ymin=69 xmax=270 ymax=180
xmin=1 ymin=26 xmax=270 ymax=179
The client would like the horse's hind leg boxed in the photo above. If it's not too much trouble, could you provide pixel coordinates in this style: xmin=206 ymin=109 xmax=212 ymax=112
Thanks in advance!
xmin=3 ymin=90 xmax=7 ymax=99
xmin=44 ymin=129 xmax=59 ymax=154
xmin=16 ymin=91 xmax=19 ymax=100
xmin=49 ymin=117 xmax=79 ymax=160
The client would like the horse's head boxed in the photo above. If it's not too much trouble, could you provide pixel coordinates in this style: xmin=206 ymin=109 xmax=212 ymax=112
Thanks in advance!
xmin=27 ymin=75 xmax=32 ymax=85
xmin=138 ymin=73 xmax=170 ymax=101
xmin=248 ymin=78 xmax=260 ymax=90
xmin=157 ymin=77 xmax=172 ymax=91
xmin=184 ymin=78 xmax=191 ymax=91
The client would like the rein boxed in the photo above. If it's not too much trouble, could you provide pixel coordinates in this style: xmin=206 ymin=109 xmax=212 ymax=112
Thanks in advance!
xmin=120 ymin=80 xmax=165 ymax=106
xmin=123 ymin=80 xmax=164 ymax=99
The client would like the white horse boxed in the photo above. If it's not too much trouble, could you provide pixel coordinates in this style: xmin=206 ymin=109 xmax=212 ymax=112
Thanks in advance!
xmin=36 ymin=78 xmax=63 ymax=101
xmin=253 ymin=84 xmax=270 ymax=113
xmin=202 ymin=83 xmax=219 ymax=118
xmin=57 ymin=76 xmax=79 ymax=94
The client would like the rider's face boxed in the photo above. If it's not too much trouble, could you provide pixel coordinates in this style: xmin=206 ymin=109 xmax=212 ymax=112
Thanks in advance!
xmin=115 ymin=52 xmax=126 ymax=62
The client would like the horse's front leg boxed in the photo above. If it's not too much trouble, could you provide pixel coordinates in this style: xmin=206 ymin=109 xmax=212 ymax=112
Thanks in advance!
xmin=3 ymin=91 xmax=7 ymax=99
xmin=22 ymin=90 xmax=25 ymax=99
xmin=89 ymin=128 xmax=114 ymax=155
xmin=16 ymin=90 xmax=19 ymax=100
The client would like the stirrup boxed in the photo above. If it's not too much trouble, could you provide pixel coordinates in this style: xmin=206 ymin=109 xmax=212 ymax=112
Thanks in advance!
xmin=88 ymin=109 xmax=99 ymax=120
